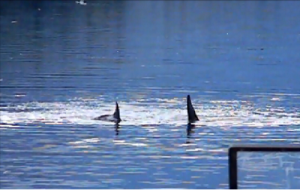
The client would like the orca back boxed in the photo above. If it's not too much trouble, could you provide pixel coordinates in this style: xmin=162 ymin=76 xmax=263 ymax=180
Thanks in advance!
xmin=187 ymin=95 xmax=199 ymax=123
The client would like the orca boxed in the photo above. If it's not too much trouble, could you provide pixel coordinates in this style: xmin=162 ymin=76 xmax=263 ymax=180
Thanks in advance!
xmin=94 ymin=102 xmax=121 ymax=124
xmin=187 ymin=95 xmax=199 ymax=124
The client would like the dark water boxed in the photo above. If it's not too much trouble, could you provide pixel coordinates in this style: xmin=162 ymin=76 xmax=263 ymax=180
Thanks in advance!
xmin=1 ymin=1 xmax=300 ymax=188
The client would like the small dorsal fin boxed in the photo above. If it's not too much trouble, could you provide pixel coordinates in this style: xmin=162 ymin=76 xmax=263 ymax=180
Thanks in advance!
xmin=113 ymin=102 xmax=121 ymax=123
xmin=187 ymin=95 xmax=199 ymax=123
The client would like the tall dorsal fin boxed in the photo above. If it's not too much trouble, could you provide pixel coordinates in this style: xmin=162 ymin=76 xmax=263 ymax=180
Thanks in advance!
xmin=187 ymin=95 xmax=199 ymax=123
xmin=113 ymin=102 xmax=121 ymax=123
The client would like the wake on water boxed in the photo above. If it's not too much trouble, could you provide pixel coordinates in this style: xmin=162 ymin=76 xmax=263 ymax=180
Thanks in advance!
xmin=1 ymin=96 xmax=299 ymax=128
xmin=1 ymin=96 xmax=300 ymax=188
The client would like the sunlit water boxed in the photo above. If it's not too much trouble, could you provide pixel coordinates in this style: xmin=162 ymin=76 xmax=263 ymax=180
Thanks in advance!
xmin=1 ymin=1 xmax=300 ymax=188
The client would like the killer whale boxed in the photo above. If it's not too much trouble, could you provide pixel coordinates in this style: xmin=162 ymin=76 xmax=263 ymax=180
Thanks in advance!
xmin=94 ymin=102 xmax=121 ymax=124
xmin=187 ymin=95 xmax=199 ymax=124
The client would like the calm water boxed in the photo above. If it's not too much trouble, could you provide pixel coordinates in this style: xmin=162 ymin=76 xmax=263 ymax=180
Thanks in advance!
xmin=1 ymin=1 xmax=300 ymax=189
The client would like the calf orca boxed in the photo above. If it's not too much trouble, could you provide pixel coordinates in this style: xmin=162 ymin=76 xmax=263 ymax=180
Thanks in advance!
xmin=94 ymin=102 xmax=121 ymax=124
xmin=187 ymin=95 xmax=199 ymax=124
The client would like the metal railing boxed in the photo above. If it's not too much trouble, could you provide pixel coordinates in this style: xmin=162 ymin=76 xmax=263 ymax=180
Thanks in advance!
xmin=228 ymin=145 xmax=300 ymax=189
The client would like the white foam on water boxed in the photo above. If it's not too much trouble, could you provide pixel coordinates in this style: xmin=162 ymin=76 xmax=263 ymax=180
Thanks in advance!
xmin=0 ymin=97 xmax=299 ymax=128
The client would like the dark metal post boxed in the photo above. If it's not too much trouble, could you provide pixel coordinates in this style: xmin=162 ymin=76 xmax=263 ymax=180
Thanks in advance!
xmin=229 ymin=147 xmax=238 ymax=189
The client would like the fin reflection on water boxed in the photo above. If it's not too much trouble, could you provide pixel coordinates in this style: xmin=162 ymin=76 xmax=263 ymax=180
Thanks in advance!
xmin=187 ymin=123 xmax=196 ymax=137
xmin=186 ymin=123 xmax=196 ymax=144
xmin=115 ymin=124 xmax=120 ymax=135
